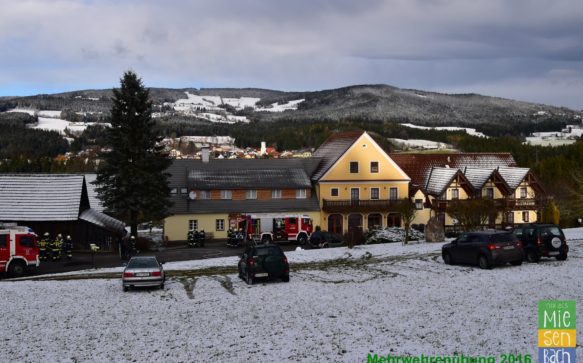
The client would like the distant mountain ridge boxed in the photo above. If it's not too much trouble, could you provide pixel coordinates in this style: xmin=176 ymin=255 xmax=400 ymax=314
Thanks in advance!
xmin=1 ymin=84 xmax=580 ymax=126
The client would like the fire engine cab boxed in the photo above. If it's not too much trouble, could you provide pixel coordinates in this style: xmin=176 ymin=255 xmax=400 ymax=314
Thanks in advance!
xmin=0 ymin=226 xmax=39 ymax=277
xmin=230 ymin=214 xmax=313 ymax=244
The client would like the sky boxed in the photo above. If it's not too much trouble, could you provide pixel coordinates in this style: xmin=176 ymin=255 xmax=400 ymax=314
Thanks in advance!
xmin=1 ymin=0 xmax=583 ymax=110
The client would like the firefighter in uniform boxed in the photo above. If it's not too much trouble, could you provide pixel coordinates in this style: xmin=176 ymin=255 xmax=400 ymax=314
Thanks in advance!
xmin=187 ymin=230 xmax=195 ymax=248
xmin=52 ymin=234 xmax=63 ymax=261
xmin=129 ymin=235 xmax=137 ymax=258
xmin=63 ymin=235 xmax=73 ymax=261
xmin=38 ymin=232 xmax=50 ymax=261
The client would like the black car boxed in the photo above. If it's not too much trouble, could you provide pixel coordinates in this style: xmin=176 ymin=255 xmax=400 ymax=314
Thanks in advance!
xmin=308 ymin=231 xmax=344 ymax=249
xmin=238 ymin=244 xmax=289 ymax=284
xmin=511 ymin=223 xmax=569 ymax=262
xmin=442 ymin=231 xmax=524 ymax=269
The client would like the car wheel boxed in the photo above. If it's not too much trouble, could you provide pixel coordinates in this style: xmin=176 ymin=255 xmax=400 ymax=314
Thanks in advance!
xmin=443 ymin=253 xmax=454 ymax=265
xmin=511 ymin=260 xmax=523 ymax=266
xmin=8 ymin=261 xmax=26 ymax=278
xmin=526 ymin=250 xmax=541 ymax=263
xmin=556 ymin=253 xmax=568 ymax=261
xmin=322 ymin=243 xmax=329 ymax=248
xmin=160 ymin=283 xmax=164 ymax=290
xmin=238 ymin=268 xmax=244 ymax=280
xmin=297 ymin=235 xmax=307 ymax=245
xmin=246 ymin=272 xmax=254 ymax=285
xmin=282 ymin=275 xmax=290 ymax=282
xmin=478 ymin=255 xmax=492 ymax=269
xmin=123 ymin=286 xmax=129 ymax=292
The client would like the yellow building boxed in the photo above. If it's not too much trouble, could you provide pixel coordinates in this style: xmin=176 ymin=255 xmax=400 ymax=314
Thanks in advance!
xmin=311 ymin=131 xmax=411 ymax=235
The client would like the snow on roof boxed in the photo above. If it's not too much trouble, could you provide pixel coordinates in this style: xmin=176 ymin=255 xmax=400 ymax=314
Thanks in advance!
xmin=84 ymin=174 xmax=105 ymax=213
xmin=425 ymin=167 xmax=459 ymax=195
xmin=390 ymin=153 xmax=516 ymax=190
xmin=496 ymin=167 xmax=530 ymax=190
xmin=463 ymin=167 xmax=495 ymax=189
xmin=0 ymin=174 xmax=85 ymax=221
xmin=311 ymin=131 xmax=365 ymax=181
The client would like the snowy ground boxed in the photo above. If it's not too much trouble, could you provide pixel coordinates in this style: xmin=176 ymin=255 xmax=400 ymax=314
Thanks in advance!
xmin=2 ymin=229 xmax=582 ymax=362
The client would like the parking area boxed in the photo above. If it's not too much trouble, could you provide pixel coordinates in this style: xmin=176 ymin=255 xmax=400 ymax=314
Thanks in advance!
xmin=29 ymin=239 xmax=302 ymax=276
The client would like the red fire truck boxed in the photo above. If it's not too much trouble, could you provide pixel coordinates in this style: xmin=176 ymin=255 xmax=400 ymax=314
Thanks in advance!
xmin=0 ymin=226 xmax=39 ymax=277
xmin=230 ymin=214 xmax=313 ymax=244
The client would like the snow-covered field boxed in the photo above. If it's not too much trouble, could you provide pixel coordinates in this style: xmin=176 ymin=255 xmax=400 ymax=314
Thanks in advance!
xmin=2 ymin=229 xmax=582 ymax=362
xmin=390 ymin=138 xmax=454 ymax=150
xmin=401 ymin=123 xmax=487 ymax=138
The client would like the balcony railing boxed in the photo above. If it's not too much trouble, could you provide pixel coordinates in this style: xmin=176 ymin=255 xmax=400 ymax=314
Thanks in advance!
xmin=322 ymin=199 xmax=400 ymax=213
xmin=431 ymin=198 xmax=542 ymax=212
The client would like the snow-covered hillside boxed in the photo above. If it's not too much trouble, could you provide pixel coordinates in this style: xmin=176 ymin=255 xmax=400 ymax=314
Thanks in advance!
xmin=2 ymin=229 xmax=582 ymax=361
xmin=6 ymin=108 xmax=105 ymax=135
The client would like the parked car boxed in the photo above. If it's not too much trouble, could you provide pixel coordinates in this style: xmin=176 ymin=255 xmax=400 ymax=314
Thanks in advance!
xmin=122 ymin=256 xmax=165 ymax=291
xmin=238 ymin=244 xmax=289 ymax=284
xmin=511 ymin=223 xmax=569 ymax=262
xmin=308 ymin=231 xmax=344 ymax=249
xmin=442 ymin=230 xmax=524 ymax=269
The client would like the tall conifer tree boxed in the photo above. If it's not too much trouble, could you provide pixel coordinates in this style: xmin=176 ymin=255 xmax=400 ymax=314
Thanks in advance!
xmin=95 ymin=71 xmax=172 ymax=236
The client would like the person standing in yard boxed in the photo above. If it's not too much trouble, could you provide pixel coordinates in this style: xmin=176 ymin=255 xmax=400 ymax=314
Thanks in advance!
xmin=63 ymin=235 xmax=73 ymax=261
xmin=39 ymin=232 xmax=50 ymax=261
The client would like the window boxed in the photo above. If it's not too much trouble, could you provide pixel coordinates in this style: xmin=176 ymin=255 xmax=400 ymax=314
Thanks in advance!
xmin=389 ymin=187 xmax=398 ymax=200
xmin=188 ymin=220 xmax=198 ymax=231
xmin=485 ymin=188 xmax=494 ymax=199
xmin=180 ymin=188 xmax=188 ymax=195
xmin=199 ymin=190 xmax=211 ymax=199
xmin=170 ymin=188 xmax=178 ymax=195
xmin=350 ymin=188 xmax=360 ymax=201
xmin=349 ymin=161 xmax=359 ymax=173
xmin=272 ymin=189 xmax=282 ymax=199
xmin=19 ymin=236 xmax=35 ymax=248
xmin=451 ymin=188 xmax=459 ymax=200
xmin=520 ymin=187 xmax=527 ymax=199
xmin=370 ymin=161 xmax=379 ymax=173
xmin=506 ymin=212 xmax=514 ymax=224
xmin=220 ymin=190 xmax=232 ymax=200
xmin=330 ymin=188 xmax=339 ymax=197
xmin=216 ymin=219 xmax=225 ymax=231
xmin=0 ymin=234 xmax=7 ymax=248
xmin=370 ymin=188 xmax=380 ymax=200
xmin=522 ymin=211 xmax=529 ymax=222
xmin=415 ymin=199 xmax=423 ymax=210
xmin=246 ymin=190 xmax=257 ymax=199
xmin=296 ymin=189 xmax=307 ymax=199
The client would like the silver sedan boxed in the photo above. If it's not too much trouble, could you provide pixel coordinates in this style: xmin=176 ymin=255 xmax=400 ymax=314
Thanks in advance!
xmin=122 ymin=256 xmax=165 ymax=291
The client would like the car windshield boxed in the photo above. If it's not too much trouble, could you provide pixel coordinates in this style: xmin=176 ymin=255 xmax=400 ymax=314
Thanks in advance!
xmin=255 ymin=247 xmax=283 ymax=256
xmin=127 ymin=258 xmax=159 ymax=268
xmin=490 ymin=234 xmax=517 ymax=243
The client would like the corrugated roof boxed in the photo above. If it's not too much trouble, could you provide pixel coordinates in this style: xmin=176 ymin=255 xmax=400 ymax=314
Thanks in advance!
xmin=463 ymin=167 xmax=495 ymax=190
xmin=390 ymin=153 xmax=516 ymax=190
xmin=79 ymin=208 xmax=126 ymax=236
xmin=425 ymin=167 xmax=459 ymax=195
xmin=0 ymin=174 xmax=85 ymax=221
xmin=497 ymin=167 xmax=530 ymax=190
xmin=167 ymin=158 xmax=323 ymax=188
xmin=84 ymin=174 xmax=105 ymax=213
xmin=188 ymin=168 xmax=311 ymax=189
xmin=311 ymin=131 xmax=365 ymax=180
xmin=168 ymin=195 xmax=320 ymax=214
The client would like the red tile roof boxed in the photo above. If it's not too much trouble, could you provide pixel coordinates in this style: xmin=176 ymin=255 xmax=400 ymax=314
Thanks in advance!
xmin=389 ymin=153 xmax=517 ymax=190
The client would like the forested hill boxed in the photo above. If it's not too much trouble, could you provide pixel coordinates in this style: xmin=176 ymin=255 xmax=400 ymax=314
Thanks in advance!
xmin=1 ymin=84 xmax=580 ymax=127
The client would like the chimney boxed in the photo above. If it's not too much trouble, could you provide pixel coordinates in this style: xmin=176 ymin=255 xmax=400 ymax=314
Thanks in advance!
xmin=202 ymin=147 xmax=210 ymax=163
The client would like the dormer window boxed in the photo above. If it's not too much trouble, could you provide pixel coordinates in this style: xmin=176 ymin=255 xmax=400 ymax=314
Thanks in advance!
xmin=350 ymin=161 xmax=359 ymax=173
xmin=370 ymin=161 xmax=379 ymax=173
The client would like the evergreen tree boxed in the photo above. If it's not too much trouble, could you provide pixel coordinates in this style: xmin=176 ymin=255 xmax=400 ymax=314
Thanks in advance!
xmin=95 ymin=71 xmax=172 ymax=237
